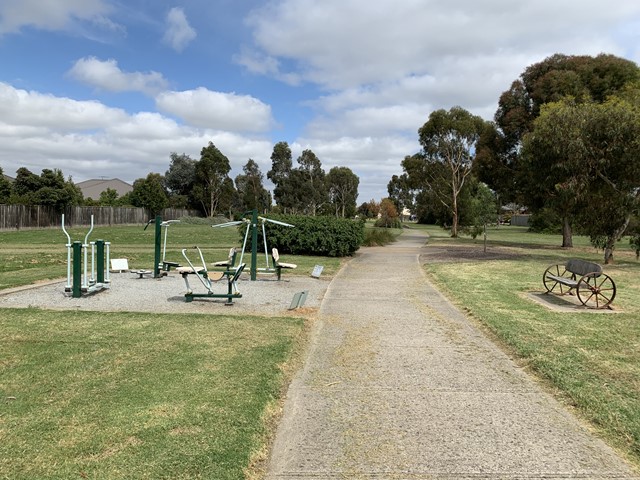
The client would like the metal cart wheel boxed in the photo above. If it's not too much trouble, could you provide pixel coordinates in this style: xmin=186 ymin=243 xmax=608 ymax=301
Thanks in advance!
xmin=577 ymin=273 xmax=616 ymax=309
xmin=543 ymin=264 xmax=573 ymax=295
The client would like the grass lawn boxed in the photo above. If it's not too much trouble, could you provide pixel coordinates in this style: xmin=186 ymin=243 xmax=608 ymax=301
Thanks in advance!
xmin=0 ymin=223 xmax=343 ymax=291
xmin=418 ymin=224 xmax=640 ymax=466
xmin=0 ymin=308 xmax=305 ymax=479
xmin=0 ymin=222 xmax=339 ymax=478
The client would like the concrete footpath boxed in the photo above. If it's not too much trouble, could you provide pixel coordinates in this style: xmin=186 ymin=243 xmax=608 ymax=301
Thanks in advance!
xmin=265 ymin=229 xmax=638 ymax=479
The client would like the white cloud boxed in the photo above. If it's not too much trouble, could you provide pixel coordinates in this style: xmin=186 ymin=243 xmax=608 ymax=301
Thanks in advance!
xmin=290 ymin=134 xmax=420 ymax=203
xmin=0 ymin=82 xmax=128 ymax=130
xmin=237 ymin=0 xmax=640 ymax=201
xmin=68 ymin=57 xmax=169 ymax=95
xmin=163 ymin=7 xmax=196 ymax=52
xmin=0 ymin=82 xmax=273 ymax=185
xmin=245 ymin=0 xmax=640 ymax=90
xmin=233 ymin=48 xmax=303 ymax=86
xmin=156 ymin=88 xmax=274 ymax=132
xmin=0 ymin=0 xmax=116 ymax=36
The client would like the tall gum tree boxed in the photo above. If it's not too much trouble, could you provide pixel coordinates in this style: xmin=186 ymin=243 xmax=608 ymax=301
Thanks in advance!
xmin=327 ymin=166 xmax=359 ymax=217
xmin=418 ymin=106 xmax=487 ymax=237
xmin=267 ymin=141 xmax=294 ymax=212
xmin=194 ymin=142 xmax=232 ymax=217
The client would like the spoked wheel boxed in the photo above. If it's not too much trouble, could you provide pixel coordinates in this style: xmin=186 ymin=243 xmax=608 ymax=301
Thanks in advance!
xmin=577 ymin=273 xmax=616 ymax=309
xmin=543 ymin=264 xmax=572 ymax=295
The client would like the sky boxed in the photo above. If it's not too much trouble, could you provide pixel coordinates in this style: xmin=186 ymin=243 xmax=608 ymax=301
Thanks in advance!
xmin=1 ymin=1 xmax=639 ymax=204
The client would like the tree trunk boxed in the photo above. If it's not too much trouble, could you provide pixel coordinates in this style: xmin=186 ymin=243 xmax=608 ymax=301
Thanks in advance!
xmin=604 ymin=239 xmax=615 ymax=264
xmin=561 ymin=216 xmax=573 ymax=248
xmin=451 ymin=191 xmax=458 ymax=238
xmin=603 ymin=215 xmax=631 ymax=264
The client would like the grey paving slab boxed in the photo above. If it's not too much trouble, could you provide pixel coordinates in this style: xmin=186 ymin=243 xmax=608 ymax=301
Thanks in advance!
xmin=265 ymin=229 xmax=639 ymax=480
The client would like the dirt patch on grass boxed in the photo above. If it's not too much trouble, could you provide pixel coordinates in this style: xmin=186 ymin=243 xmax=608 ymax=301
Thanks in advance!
xmin=421 ymin=244 xmax=523 ymax=264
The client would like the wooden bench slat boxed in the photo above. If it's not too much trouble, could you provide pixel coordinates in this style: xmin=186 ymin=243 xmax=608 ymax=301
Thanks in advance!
xmin=545 ymin=274 xmax=578 ymax=288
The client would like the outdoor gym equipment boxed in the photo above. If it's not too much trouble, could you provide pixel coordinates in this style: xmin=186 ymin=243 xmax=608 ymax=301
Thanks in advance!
xmin=61 ymin=214 xmax=111 ymax=298
xmin=177 ymin=246 xmax=246 ymax=304
xmin=211 ymin=209 xmax=294 ymax=281
xmin=144 ymin=215 xmax=181 ymax=278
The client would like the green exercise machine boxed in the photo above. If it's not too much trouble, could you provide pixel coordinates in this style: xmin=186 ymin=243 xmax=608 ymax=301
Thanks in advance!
xmin=177 ymin=246 xmax=246 ymax=304
xmin=211 ymin=209 xmax=294 ymax=280
xmin=61 ymin=214 xmax=110 ymax=298
xmin=144 ymin=215 xmax=181 ymax=278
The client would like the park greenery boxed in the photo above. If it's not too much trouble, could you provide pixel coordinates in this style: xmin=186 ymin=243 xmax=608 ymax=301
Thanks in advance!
xmin=0 ymin=308 xmax=305 ymax=480
xmin=1 ymin=224 xmax=639 ymax=475
xmin=419 ymin=224 xmax=640 ymax=466
xmin=2 ymin=53 xmax=639 ymax=263
xmin=389 ymin=53 xmax=640 ymax=263
xmin=1 ymin=141 xmax=361 ymax=220
xmin=254 ymin=214 xmax=365 ymax=257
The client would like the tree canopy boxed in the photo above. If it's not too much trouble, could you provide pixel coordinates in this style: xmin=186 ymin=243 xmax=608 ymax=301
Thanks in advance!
xmin=327 ymin=166 xmax=359 ymax=217
xmin=475 ymin=53 xmax=640 ymax=247
xmin=523 ymin=95 xmax=640 ymax=262
xmin=130 ymin=173 xmax=169 ymax=216
xmin=193 ymin=142 xmax=232 ymax=217
xmin=10 ymin=167 xmax=82 ymax=210
xmin=417 ymin=106 xmax=488 ymax=237
xmin=235 ymin=159 xmax=271 ymax=213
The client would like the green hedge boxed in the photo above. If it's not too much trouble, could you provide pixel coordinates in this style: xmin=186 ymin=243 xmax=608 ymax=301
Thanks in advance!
xmin=240 ymin=214 xmax=365 ymax=257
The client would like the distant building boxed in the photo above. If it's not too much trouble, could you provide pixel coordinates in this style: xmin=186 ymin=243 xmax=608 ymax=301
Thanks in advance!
xmin=76 ymin=178 xmax=133 ymax=200
xmin=3 ymin=174 xmax=14 ymax=183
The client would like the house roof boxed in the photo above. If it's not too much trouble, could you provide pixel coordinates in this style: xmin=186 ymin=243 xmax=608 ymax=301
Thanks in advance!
xmin=76 ymin=178 xmax=133 ymax=199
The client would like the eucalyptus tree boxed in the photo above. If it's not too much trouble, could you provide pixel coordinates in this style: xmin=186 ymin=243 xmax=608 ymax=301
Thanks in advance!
xmin=522 ymin=96 xmax=640 ymax=262
xmin=295 ymin=149 xmax=327 ymax=215
xmin=387 ymin=172 xmax=414 ymax=221
xmin=418 ymin=106 xmax=487 ymax=237
xmin=476 ymin=53 xmax=640 ymax=245
xmin=235 ymin=159 xmax=271 ymax=212
xmin=194 ymin=142 xmax=232 ymax=217
xmin=130 ymin=173 xmax=169 ymax=216
xmin=267 ymin=141 xmax=295 ymax=212
xmin=327 ymin=166 xmax=359 ymax=217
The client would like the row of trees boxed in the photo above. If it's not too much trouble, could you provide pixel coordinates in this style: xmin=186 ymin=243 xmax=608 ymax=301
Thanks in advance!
xmin=1 ymin=141 xmax=361 ymax=220
xmin=389 ymin=53 xmax=640 ymax=262
xmin=267 ymin=142 xmax=359 ymax=217
xmin=162 ymin=141 xmax=360 ymax=218
xmin=0 ymin=167 xmax=83 ymax=208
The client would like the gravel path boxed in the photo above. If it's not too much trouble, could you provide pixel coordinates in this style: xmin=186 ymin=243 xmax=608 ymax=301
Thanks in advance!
xmin=0 ymin=270 xmax=330 ymax=316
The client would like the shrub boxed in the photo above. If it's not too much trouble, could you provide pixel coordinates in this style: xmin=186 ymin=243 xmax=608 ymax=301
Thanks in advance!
xmin=528 ymin=208 xmax=562 ymax=233
xmin=241 ymin=214 xmax=365 ymax=257
xmin=374 ymin=216 xmax=402 ymax=228
xmin=362 ymin=227 xmax=398 ymax=246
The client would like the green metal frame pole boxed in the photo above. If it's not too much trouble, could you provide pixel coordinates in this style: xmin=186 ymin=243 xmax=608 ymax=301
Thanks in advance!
xmin=72 ymin=241 xmax=82 ymax=298
xmin=251 ymin=209 xmax=258 ymax=281
xmin=96 ymin=240 xmax=105 ymax=283
xmin=154 ymin=215 xmax=162 ymax=278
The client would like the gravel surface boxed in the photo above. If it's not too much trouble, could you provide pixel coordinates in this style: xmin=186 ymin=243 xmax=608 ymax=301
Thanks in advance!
xmin=0 ymin=270 xmax=331 ymax=316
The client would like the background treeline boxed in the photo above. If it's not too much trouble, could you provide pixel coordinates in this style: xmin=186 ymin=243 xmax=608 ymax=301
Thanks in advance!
xmin=387 ymin=53 xmax=640 ymax=263
xmin=0 ymin=140 xmax=363 ymax=221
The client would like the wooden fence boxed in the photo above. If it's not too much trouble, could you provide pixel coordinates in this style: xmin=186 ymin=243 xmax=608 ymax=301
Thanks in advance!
xmin=0 ymin=205 xmax=200 ymax=230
